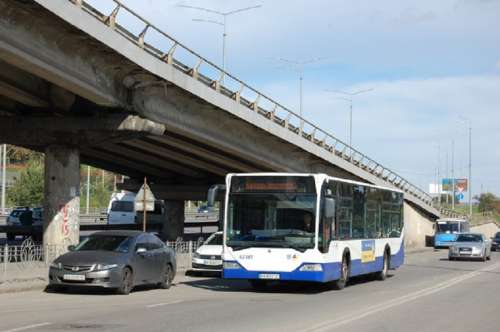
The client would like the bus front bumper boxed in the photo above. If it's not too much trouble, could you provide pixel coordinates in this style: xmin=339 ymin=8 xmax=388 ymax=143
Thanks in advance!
xmin=222 ymin=262 xmax=341 ymax=283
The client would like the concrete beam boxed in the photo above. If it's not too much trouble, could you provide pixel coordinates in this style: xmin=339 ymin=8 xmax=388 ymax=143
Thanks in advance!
xmin=0 ymin=114 xmax=165 ymax=147
xmin=0 ymin=0 xmax=126 ymax=107
xmin=118 ymin=182 xmax=215 ymax=201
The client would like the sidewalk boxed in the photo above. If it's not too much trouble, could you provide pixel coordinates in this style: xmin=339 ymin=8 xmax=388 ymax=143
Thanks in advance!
xmin=0 ymin=264 xmax=48 ymax=294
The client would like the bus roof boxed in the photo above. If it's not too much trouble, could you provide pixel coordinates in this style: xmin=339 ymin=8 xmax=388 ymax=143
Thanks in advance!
xmin=437 ymin=218 xmax=469 ymax=223
xmin=227 ymin=173 xmax=403 ymax=194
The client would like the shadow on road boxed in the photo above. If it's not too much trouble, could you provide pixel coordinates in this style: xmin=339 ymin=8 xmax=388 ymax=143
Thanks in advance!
xmin=180 ymin=273 xmax=393 ymax=295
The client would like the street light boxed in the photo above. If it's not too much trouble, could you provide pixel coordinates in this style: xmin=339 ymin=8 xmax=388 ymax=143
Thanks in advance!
xmin=325 ymin=88 xmax=374 ymax=148
xmin=458 ymin=116 xmax=472 ymax=218
xmin=273 ymin=57 xmax=327 ymax=117
xmin=179 ymin=4 xmax=262 ymax=74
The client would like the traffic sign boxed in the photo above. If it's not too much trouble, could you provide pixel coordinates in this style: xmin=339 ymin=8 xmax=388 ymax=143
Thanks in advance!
xmin=135 ymin=182 xmax=155 ymax=212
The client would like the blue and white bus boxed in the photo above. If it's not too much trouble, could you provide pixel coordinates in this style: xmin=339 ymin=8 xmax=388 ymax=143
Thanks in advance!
xmin=434 ymin=218 xmax=470 ymax=249
xmin=222 ymin=173 xmax=404 ymax=289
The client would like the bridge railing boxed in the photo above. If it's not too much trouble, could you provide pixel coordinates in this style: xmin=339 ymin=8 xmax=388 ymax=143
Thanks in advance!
xmin=68 ymin=0 xmax=433 ymax=208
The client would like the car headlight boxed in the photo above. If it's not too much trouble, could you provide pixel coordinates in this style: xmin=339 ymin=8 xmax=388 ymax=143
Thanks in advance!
xmin=299 ymin=264 xmax=323 ymax=272
xmin=94 ymin=264 xmax=118 ymax=271
xmin=50 ymin=262 xmax=62 ymax=269
xmin=472 ymin=247 xmax=482 ymax=254
xmin=193 ymin=252 xmax=201 ymax=259
xmin=223 ymin=261 xmax=241 ymax=269
xmin=450 ymin=246 xmax=458 ymax=253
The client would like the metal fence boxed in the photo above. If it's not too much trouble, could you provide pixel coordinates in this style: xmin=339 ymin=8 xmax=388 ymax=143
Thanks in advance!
xmin=62 ymin=0 xmax=433 ymax=208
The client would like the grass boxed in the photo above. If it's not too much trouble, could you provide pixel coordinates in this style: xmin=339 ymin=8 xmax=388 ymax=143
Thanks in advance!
xmin=440 ymin=204 xmax=500 ymax=226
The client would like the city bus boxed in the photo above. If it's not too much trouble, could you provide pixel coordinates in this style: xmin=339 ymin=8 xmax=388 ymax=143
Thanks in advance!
xmin=434 ymin=218 xmax=470 ymax=249
xmin=221 ymin=173 xmax=404 ymax=289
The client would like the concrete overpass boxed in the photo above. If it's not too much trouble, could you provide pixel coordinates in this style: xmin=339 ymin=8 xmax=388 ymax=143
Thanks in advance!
xmin=0 ymin=0 xmax=440 ymax=255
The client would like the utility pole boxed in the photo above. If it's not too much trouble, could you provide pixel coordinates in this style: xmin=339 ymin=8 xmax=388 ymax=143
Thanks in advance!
xmin=468 ymin=124 xmax=472 ymax=217
xmin=451 ymin=140 xmax=455 ymax=210
xmin=1 ymin=144 xmax=6 ymax=215
xmin=86 ymin=165 xmax=90 ymax=214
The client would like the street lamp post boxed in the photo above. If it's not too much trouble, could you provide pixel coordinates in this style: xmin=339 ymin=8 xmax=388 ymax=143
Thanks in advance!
xmin=325 ymin=88 xmax=374 ymax=148
xmin=274 ymin=57 xmax=327 ymax=117
xmin=458 ymin=117 xmax=472 ymax=218
xmin=179 ymin=4 xmax=262 ymax=74
xmin=1 ymin=144 xmax=5 ymax=215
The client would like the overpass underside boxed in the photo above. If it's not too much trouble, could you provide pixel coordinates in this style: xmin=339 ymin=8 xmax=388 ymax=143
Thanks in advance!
xmin=0 ymin=0 xmax=440 ymax=255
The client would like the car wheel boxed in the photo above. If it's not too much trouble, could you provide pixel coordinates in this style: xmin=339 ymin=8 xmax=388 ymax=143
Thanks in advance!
xmin=116 ymin=267 xmax=133 ymax=295
xmin=331 ymin=254 xmax=349 ymax=290
xmin=376 ymin=250 xmax=390 ymax=281
xmin=449 ymin=256 xmax=454 ymax=261
xmin=159 ymin=264 xmax=174 ymax=289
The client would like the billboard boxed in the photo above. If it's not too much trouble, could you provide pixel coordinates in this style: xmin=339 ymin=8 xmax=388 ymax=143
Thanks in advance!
xmin=441 ymin=178 xmax=468 ymax=192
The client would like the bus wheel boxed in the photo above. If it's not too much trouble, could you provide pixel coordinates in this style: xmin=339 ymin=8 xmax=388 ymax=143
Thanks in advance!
xmin=376 ymin=250 xmax=390 ymax=281
xmin=250 ymin=280 xmax=267 ymax=291
xmin=332 ymin=254 xmax=349 ymax=290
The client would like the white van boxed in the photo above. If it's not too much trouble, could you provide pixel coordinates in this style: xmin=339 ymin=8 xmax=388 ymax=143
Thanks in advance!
xmin=107 ymin=191 xmax=136 ymax=225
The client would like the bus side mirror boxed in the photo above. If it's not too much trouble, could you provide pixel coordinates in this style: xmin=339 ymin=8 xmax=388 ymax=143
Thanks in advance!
xmin=325 ymin=198 xmax=336 ymax=219
xmin=208 ymin=184 xmax=226 ymax=208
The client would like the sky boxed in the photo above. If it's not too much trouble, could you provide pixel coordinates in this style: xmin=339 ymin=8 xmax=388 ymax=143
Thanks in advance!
xmin=87 ymin=0 xmax=500 ymax=199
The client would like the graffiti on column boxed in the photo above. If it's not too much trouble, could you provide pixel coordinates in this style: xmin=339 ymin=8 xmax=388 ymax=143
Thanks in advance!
xmin=60 ymin=203 xmax=69 ymax=237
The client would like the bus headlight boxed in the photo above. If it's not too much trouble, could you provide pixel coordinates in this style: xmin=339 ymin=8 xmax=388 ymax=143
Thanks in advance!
xmin=299 ymin=264 xmax=323 ymax=272
xmin=223 ymin=261 xmax=241 ymax=270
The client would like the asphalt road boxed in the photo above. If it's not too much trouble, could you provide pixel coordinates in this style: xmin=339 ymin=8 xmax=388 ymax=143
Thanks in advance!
xmin=0 ymin=250 xmax=499 ymax=332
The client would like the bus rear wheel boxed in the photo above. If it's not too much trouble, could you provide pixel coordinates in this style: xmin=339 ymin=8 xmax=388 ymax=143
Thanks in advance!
xmin=331 ymin=255 xmax=349 ymax=290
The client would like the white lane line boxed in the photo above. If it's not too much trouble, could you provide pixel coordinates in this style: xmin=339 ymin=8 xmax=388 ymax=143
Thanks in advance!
xmin=306 ymin=262 xmax=500 ymax=332
xmin=146 ymin=300 xmax=184 ymax=308
xmin=1 ymin=322 xmax=51 ymax=332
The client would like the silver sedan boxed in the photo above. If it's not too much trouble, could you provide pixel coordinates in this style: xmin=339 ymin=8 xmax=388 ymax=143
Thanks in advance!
xmin=448 ymin=233 xmax=492 ymax=261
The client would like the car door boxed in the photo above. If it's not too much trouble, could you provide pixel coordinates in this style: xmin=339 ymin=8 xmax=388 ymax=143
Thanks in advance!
xmin=133 ymin=235 xmax=155 ymax=284
xmin=147 ymin=235 xmax=166 ymax=283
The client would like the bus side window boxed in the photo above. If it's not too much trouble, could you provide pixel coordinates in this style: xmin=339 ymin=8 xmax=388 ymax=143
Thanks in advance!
xmin=320 ymin=183 xmax=336 ymax=253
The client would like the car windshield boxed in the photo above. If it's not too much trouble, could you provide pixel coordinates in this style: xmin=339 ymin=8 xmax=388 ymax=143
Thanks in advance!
xmin=495 ymin=232 xmax=500 ymax=239
xmin=74 ymin=235 xmax=133 ymax=253
xmin=455 ymin=234 xmax=482 ymax=242
xmin=111 ymin=201 xmax=134 ymax=212
xmin=206 ymin=234 xmax=222 ymax=245
xmin=10 ymin=210 xmax=22 ymax=217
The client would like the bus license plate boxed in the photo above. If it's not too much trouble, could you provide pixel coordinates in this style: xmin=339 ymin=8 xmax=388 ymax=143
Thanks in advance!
xmin=259 ymin=273 xmax=280 ymax=280
xmin=63 ymin=274 xmax=85 ymax=281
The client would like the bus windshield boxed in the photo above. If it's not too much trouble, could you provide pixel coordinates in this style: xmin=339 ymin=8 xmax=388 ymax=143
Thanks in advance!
xmin=226 ymin=192 xmax=317 ymax=251
xmin=436 ymin=222 xmax=459 ymax=233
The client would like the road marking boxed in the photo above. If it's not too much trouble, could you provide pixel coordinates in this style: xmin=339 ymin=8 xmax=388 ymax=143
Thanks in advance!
xmin=146 ymin=300 xmax=184 ymax=308
xmin=306 ymin=262 xmax=500 ymax=332
xmin=1 ymin=322 xmax=51 ymax=332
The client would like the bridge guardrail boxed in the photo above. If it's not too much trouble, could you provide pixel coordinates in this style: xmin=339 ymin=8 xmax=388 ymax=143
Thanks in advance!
xmin=67 ymin=0 xmax=433 ymax=208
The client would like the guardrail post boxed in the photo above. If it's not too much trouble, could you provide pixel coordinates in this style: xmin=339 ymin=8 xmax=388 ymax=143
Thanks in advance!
xmin=191 ymin=59 xmax=203 ymax=80
xmin=270 ymin=104 xmax=277 ymax=121
xmin=162 ymin=43 xmax=177 ymax=65
xmin=251 ymin=94 xmax=260 ymax=112
xmin=72 ymin=0 xmax=83 ymax=7
xmin=3 ymin=244 xmax=7 ymax=283
xmin=284 ymin=114 xmax=291 ymax=129
xmin=138 ymin=25 xmax=150 ymax=48
xmin=188 ymin=241 xmax=193 ymax=267
xmin=234 ymin=84 xmax=244 ymax=104
xmin=104 ymin=5 xmax=121 ymax=29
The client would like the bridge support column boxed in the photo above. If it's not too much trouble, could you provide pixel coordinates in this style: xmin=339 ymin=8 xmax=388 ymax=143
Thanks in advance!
xmin=161 ymin=200 xmax=184 ymax=241
xmin=43 ymin=146 xmax=80 ymax=261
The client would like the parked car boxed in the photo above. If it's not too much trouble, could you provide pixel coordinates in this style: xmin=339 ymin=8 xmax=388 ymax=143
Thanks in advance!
xmin=197 ymin=205 xmax=214 ymax=214
xmin=6 ymin=207 xmax=31 ymax=226
xmin=191 ymin=232 xmax=223 ymax=273
xmin=48 ymin=231 xmax=176 ymax=294
xmin=6 ymin=207 xmax=35 ymax=241
xmin=449 ymin=233 xmax=492 ymax=261
xmin=491 ymin=232 xmax=500 ymax=251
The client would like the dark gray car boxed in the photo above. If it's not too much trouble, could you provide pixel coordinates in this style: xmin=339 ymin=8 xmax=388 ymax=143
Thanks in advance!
xmin=48 ymin=231 xmax=176 ymax=294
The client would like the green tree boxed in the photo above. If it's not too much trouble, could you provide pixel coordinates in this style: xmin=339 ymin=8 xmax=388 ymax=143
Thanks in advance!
xmin=475 ymin=193 xmax=498 ymax=213
xmin=7 ymin=157 xmax=44 ymax=207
